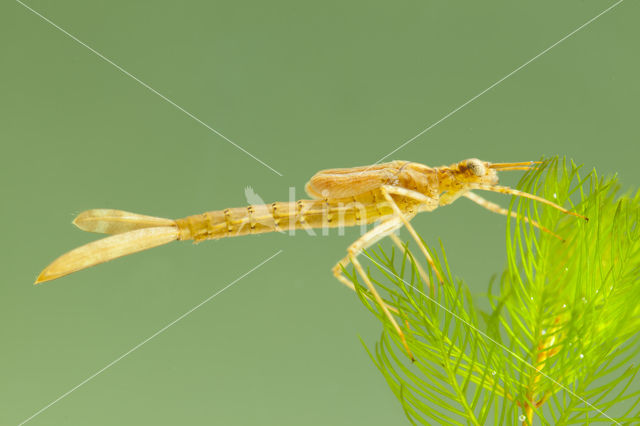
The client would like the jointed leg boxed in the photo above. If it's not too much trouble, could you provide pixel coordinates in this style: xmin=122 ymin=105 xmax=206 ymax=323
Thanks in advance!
xmin=333 ymin=220 xmax=431 ymax=298
xmin=332 ymin=217 xmax=414 ymax=359
xmin=388 ymin=233 xmax=432 ymax=291
xmin=332 ymin=216 xmax=403 ymax=293
xmin=380 ymin=185 xmax=445 ymax=284
xmin=466 ymin=184 xmax=588 ymax=221
xmin=463 ymin=192 xmax=563 ymax=241
xmin=349 ymin=251 xmax=415 ymax=361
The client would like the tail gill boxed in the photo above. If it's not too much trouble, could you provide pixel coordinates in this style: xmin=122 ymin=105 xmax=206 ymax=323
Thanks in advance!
xmin=36 ymin=209 xmax=179 ymax=284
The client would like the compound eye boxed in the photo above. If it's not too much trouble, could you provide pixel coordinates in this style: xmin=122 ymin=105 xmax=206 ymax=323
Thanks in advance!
xmin=467 ymin=159 xmax=485 ymax=177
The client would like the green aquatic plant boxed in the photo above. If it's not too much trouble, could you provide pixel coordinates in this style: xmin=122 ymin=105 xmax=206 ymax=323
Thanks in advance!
xmin=349 ymin=158 xmax=640 ymax=425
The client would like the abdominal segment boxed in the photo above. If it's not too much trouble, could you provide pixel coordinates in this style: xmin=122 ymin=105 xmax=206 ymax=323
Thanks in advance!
xmin=174 ymin=191 xmax=404 ymax=242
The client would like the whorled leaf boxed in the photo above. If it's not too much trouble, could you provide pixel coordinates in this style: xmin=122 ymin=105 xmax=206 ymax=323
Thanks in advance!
xmin=349 ymin=157 xmax=640 ymax=425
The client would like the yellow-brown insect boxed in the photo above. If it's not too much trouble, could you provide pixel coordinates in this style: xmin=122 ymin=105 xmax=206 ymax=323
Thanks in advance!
xmin=36 ymin=158 xmax=586 ymax=360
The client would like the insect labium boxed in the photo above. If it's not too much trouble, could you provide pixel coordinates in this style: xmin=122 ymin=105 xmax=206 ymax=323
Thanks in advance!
xmin=36 ymin=158 xmax=586 ymax=360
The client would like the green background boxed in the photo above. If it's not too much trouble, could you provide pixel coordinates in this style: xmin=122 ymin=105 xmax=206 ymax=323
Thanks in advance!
xmin=2 ymin=1 xmax=638 ymax=424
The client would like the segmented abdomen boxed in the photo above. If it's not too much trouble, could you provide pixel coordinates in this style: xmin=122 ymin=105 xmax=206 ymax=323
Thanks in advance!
xmin=174 ymin=191 xmax=409 ymax=242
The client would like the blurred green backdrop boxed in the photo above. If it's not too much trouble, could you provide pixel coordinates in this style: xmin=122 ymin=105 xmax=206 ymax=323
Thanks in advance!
xmin=2 ymin=1 xmax=638 ymax=425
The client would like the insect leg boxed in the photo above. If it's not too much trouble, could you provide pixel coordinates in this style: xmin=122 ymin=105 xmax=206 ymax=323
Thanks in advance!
xmin=388 ymin=232 xmax=432 ymax=290
xmin=463 ymin=192 xmax=563 ymax=241
xmin=380 ymin=185 xmax=445 ymax=284
xmin=332 ymin=216 xmax=403 ymax=292
xmin=466 ymin=184 xmax=588 ymax=221
xmin=349 ymin=250 xmax=415 ymax=361
xmin=332 ymin=217 xmax=415 ymax=359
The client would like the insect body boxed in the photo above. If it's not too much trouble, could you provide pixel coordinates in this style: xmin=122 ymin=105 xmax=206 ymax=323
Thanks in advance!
xmin=36 ymin=159 xmax=586 ymax=360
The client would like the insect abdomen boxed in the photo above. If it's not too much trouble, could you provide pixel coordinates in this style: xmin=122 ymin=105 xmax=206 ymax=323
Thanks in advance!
xmin=175 ymin=196 xmax=395 ymax=242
